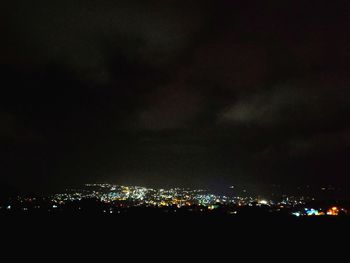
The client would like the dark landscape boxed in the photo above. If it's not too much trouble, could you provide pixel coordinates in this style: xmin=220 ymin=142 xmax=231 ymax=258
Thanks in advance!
xmin=2 ymin=1 xmax=350 ymax=231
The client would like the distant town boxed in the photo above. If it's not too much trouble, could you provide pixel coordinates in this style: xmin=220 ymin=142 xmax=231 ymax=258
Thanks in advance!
xmin=0 ymin=183 xmax=348 ymax=218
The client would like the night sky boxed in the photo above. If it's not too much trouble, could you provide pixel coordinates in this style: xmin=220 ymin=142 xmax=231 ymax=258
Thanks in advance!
xmin=2 ymin=0 xmax=350 ymax=194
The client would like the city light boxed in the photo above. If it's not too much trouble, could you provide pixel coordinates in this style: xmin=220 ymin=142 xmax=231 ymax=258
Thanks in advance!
xmin=1 ymin=183 xmax=348 ymax=218
xmin=327 ymin=207 xmax=339 ymax=216
xmin=258 ymin=200 xmax=268 ymax=205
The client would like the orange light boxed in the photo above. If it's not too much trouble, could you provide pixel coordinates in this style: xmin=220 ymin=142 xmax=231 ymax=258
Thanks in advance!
xmin=327 ymin=206 xmax=339 ymax=216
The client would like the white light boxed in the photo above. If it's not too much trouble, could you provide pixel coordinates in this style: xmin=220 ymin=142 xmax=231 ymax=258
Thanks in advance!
xmin=259 ymin=200 xmax=268 ymax=205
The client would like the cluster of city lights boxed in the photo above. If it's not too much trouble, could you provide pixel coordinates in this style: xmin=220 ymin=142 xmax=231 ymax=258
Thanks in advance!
xmin=53 ymin=184 xmax=233 ymax=207
xmin=292 ymin=206 xmax=346 ymax=217
xmin=1 ymin=183 xmax=347 ymax=217
xmin=51 ymin=183 xmax=308 ymax=210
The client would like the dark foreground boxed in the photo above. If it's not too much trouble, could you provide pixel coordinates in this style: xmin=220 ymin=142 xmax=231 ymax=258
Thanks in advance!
xmin=2 ymin=211 xmax=349 ymax=254
xmin=2 ymin=210 xmax=349 ymax=228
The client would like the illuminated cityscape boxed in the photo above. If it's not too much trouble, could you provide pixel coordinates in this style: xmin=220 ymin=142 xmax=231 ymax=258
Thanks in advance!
xmin=1 ymin=183 xmax=348 ymax=218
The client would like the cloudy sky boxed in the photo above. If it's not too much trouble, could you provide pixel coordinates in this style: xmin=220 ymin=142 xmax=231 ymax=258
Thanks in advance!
xmin=2 ymin=0 xmax=350 ymax=194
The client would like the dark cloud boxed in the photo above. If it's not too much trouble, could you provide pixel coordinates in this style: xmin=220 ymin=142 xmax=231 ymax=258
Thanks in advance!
xmin=2 ymin=0 xmax=350 ymax=194
xmin=137 ymin=83 xmax=204 ymax=131
xmin=2 ymin=0 xmax=210 ymax=80
xmin=219 ymin=74 xmax=350 ymax=130
xmin=287 ymin=128 xmax=350 ymax=157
